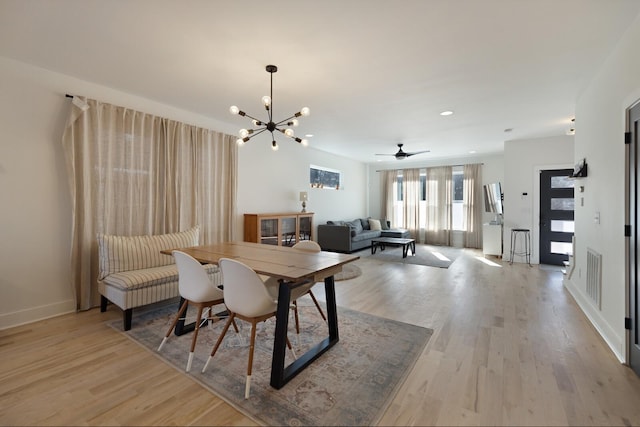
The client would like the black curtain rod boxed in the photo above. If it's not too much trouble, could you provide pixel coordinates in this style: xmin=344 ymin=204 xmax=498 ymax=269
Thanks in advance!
xmin=376 ymin=162 xmax=483 ymax=172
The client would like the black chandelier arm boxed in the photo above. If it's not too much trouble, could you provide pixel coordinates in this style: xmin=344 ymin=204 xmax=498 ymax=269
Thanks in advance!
xmin=274 ymin=114 xmax=301 ymax=127
xmin=276 ymin=128 xmax=301 ymax=142
xmin=275 ymin=128 xmax=304 ymax=144
xmin=238 ymin=111 xmax=264 ymax=124
xmin=244 ymin=127 xmax=269 ymax=140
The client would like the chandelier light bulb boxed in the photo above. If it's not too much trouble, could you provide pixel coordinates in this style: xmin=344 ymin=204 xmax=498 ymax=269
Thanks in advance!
xmin=284 ymin=128 xmax=294 ymax=137
xmin=300 ymin=107 xmax=310 ymax=117
xmin=301 ymin=138 xmax=309 ymax=146
xmin=229 ymin=105 xmax=239 ymax=115
xmin=271 ymin=140 xmax=279 ymax=151
xmin=262 ymin=96 xmax=271 ymax=106
xmin=239 ymin=129 xmax=249 ymax=138
xmin=252 ymin=119 xmax=260 ymax=126
xmin=236 ymin=138 xmax=245 ymax=146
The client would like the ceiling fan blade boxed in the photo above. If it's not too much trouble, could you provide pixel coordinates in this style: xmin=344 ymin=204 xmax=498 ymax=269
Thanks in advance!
xmin=375 ymin=153 xmax=396 ymax=156
xmin=405 ymin=150 xmax=430 ymax=157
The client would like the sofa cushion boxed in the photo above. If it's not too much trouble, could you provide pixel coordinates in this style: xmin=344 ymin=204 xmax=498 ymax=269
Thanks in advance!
xmin=102 ymin=263 xmax=219 ymax=291
xmin=359 ymin=217 xmax=371 ymax=230
xmin=352 ymin=229 xmax=381 ymax=242
xmin=381 ymin=219 xmax=390 ymax=230
xmin=97 ymin=226 xmax=200 ymax=280
xmin=348 ymin=219 xmax=363 ymax=234
xmin=327 ymin=220 xmax=345 ymax=226
xmin=368 ymin=218 xmax=382 ymax=231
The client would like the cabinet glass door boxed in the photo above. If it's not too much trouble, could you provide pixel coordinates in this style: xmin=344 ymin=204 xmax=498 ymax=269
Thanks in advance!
xmin=299 ymin=216 xmax=312 ymax=241
xmin=260 ymin=218 xmax=279 ymax=245
xmin=281 ymin=217 xmax=297 ymax=246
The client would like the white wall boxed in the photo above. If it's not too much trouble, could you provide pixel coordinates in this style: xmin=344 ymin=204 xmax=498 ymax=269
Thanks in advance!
xmin=0 ymin=56 xmax=367 ymax=329
xmin=237 ymin=143 xmax=366 ymax=235
xmin=503 ymin=135 xmax=574 ymax=263
xmin=567 ymin=14 xmax=640 ymax=362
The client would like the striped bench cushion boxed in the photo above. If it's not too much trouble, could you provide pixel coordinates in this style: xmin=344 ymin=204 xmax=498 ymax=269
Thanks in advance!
xmin=97 ymin=226 xmax=200 ymax=280
xmin=102 ymin=263 xmax=220 ymax=291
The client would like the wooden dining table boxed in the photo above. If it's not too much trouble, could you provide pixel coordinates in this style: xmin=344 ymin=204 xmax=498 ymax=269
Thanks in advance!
xmin=162 ymin=241 xmax=359 ymax=389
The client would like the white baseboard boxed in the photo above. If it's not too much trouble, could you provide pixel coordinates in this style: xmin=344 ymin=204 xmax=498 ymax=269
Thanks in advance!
xmin=0 ymin=299 xmax=76 ymax=330
xmin=563 ymin=277 xmax=625 ymax=363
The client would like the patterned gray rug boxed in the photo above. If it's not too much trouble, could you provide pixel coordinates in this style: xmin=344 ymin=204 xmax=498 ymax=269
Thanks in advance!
xmin=111 ymin=299 xmax=432 ymax=426
xmin=334 ymin=263 xmax=362 ymax=281
xmin=362 ymin=243 xmax=462 ymax=268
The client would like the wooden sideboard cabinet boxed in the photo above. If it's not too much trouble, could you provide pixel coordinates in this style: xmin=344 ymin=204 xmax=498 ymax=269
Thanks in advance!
xmin=244 ymin=212 xmax=314 ymax=246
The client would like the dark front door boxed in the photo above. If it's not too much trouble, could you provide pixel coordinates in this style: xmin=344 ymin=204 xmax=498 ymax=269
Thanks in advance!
xmin=628 ymin=101 xmax=640 ymax=377
xmin=539 ymin=169 xmax=574 ymax=265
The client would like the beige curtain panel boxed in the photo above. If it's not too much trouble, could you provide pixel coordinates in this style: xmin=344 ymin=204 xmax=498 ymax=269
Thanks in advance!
xmin=381 ymin=169 xmax=397 ymax=224
xmin=62 ymin=97 xmax=237 ymax=311
xmin=424 ymin=166 xmax=453 ymax=246
xmin=402 ymin=168 xmax=422 ymax=240
xmin=463 ymin=163 xmax=483 ymax=248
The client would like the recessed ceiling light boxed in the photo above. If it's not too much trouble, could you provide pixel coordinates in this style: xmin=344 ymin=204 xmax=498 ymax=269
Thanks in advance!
xmin=305 ymin=134 xmax=314 ymax=138
xmin=469 ymin=150 xmax=477 ymax=154
xmin=440 ymin=110 xmax=454 ymax=116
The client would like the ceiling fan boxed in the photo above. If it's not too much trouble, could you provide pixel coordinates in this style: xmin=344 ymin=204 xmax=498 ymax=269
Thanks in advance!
xmin=375 ymin=143 xmax=430 ymax=160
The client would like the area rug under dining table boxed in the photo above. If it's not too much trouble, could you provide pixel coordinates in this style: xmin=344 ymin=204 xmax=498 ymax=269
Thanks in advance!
xmin=110 ymin=298 xmax=433 ymax=426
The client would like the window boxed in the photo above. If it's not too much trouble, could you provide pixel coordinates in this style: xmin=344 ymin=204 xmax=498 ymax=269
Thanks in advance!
xmin=452 ymin=168 xmax=464 ymax=231
xmin=394 ymin=167 xmax=466 ymax=230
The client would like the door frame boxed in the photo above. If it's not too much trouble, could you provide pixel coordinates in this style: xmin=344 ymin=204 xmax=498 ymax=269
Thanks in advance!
xmin=625 ymin=98 xmax=640 ymax=372
xmin=533 ymin=163 xmax=573 ymax=265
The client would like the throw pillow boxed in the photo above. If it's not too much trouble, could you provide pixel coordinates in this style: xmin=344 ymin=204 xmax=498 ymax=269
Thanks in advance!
xmin=381 ymin=219 xmax=390 ymax=230
xmin=360 ymin=217 xmax=371 ymax=230
xmin=348 ymin=219 xmax=363 ymax=234
xmin=368 ymin=218 xmax=382 ymax=231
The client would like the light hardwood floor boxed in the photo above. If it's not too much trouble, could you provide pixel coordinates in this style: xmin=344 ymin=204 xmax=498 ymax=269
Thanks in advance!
xmin=2 ymin=248 xmax=640 ymax=426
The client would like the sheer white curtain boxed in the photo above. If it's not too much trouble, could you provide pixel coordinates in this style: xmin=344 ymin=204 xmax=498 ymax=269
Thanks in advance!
xmin=62 ymin=97 xmax=237 ymax=310
xmin=381 ymin=170 xmax=397 ymax=226
xmin=463 ymin=163 xmax=483 ymax=248
xmin=424 ymin=166 xmax=452 ymax=245
xmin=402 ymin=168 xmax=421 ymax=239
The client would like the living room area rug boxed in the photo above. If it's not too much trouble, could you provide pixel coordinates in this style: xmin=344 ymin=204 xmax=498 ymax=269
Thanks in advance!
xmin=111 ymin=299 xmax=432 ymax=426
xmin=362 ymin=243 xmax=462 ymax=268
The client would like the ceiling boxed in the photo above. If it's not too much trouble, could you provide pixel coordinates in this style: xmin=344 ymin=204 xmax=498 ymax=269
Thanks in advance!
xmin=1 ymin=0 xmax=639 ymax=164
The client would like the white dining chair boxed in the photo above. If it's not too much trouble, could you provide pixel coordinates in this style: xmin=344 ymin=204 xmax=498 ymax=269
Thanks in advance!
xmin=202 ymin=257 xmax=293 ymax=399
xmin=157 ymin=250 xmax=235 ymax=372
xmin=264 ymin=240 xmax=327 ymax=333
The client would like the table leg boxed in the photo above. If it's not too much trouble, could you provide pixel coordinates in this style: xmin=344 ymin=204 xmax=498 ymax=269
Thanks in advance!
xmin=270 ymin=276 xmax=340 ymax=389
xmin=270 ymin=280 xmax=292 ymax=388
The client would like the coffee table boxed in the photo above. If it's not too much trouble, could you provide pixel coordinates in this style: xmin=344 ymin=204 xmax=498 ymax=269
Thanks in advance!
xmin=371 ymin=237 xmax=416 ymax=258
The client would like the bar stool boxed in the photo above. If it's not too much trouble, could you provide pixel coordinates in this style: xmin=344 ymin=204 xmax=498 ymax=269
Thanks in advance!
xmin=509 ymin=228 xmax=531 ymax=266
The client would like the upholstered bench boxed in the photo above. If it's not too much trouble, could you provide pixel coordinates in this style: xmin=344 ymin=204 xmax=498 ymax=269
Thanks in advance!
xmin=97 ymin=226 xmax=222 ymax=330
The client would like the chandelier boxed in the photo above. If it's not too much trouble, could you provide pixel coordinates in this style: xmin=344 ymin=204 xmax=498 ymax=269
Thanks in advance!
xmin=229 ymin=64 xmax=310 ymax=151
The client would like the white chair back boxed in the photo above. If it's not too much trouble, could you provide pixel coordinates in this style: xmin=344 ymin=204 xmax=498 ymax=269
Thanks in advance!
xmin=219 ymin=258 xmax=277 ymax=317
xmin=292 ymin=240 xmax=321 ymax=252
xmin=173 ymin=251 xmax=223 ymax=303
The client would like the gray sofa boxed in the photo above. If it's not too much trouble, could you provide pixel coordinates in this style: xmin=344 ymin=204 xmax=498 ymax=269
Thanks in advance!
xmin=317 ymin=217 xmax=410 ymax=253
